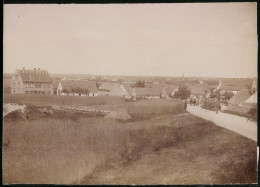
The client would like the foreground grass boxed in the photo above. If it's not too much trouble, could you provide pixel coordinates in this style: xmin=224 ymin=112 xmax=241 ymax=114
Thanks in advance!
xmin=3 ymin=111 xmax=257 ymax=184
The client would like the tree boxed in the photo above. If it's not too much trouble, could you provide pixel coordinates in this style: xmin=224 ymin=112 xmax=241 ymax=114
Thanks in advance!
xmin=174 ymin=83 xmax=190 ymax=100
xmin=134 ymin=80 xmax=145 ymax=88
xmin=210 ymin=89 xmax=221 ymax=102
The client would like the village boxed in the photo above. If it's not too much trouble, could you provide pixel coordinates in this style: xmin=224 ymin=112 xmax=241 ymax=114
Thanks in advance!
xmin=6 ymin=67 xmax=258 ymax=121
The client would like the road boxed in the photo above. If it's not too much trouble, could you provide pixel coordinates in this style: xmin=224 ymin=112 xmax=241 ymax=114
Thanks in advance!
xmin=187 ymin=105 xmax=257 ymax=142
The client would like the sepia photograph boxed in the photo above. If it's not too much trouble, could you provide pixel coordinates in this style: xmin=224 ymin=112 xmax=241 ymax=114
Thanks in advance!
xmin=3 ymin=2 xmax=258 ymax=184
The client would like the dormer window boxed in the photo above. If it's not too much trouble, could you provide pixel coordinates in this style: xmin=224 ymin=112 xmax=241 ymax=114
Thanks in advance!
xmin=15 ymin=74 xmax=18 ymax=79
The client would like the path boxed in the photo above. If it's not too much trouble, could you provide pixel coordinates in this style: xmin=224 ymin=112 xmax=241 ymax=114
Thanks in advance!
xmin=187 ymin=105 xmax=257 ymax=142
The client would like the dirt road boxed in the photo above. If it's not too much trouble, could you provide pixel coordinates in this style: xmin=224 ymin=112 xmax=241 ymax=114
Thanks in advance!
xmin=187 ymin=105 xmax=257 ymax=142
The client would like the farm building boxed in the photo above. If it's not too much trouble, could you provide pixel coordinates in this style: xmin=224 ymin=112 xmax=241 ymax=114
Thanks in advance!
xmin=11 ymin=68 xmax=53 ymax=95
xmin=134 ymin=87 xmax=165 ymax=99
xmin=56 ymin=80 xmax=98 ymax=96
xmin=189 ymin=84 xmax=211 ymax=98
xmin=217 ymin=78 xmax=253 ymax=93
xmin=227 ymin=89 xmax=255 ymax=115
xmin=98 ymin=82 xmax=124 ymax=96
xmin=244 ymin=91 xmax=257 ymax=105
xmin=121 ymin=83 xmax=136 ymax=100
xmin=251 ymin=77 xmax=257 ymax=90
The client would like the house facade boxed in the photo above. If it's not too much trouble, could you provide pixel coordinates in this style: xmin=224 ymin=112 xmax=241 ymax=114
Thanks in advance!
xmin=11 ymin=68 xmax=53 ymax=95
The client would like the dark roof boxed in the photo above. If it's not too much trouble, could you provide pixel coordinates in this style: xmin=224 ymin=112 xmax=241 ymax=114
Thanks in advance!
xmin=220 ymin=79 xmax=253 ymax=91
xmin=60 ymin=80 xmax=98 ymax=93
xmin=135 ymin=87 xmax=162 ymax=96
xmin=17 ymin=69 xmax=53 ymax=83
xmin=228 ymin=89 xmax=251 ymax=106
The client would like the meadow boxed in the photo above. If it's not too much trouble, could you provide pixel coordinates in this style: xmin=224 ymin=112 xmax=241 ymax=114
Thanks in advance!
xmin=3 ymin=104 xmax=257 ymax=184
xmin=127 ymin=99 xmax=185 ymax=119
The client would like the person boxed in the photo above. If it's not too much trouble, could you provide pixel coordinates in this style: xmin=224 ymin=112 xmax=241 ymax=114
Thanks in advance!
xmin=215 ymin=102 xmax=220 ymax=114
xmin=184 ymin=100 xmax=187 ymax=110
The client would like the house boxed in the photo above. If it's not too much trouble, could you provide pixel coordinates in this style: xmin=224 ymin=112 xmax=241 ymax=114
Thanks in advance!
xmin=251 ymin=77 xmax=257 ymax=91
xmin=56 ymin=80 xmax=98 ymax=96
xmin=217 ymin=78 xmax=253 ymax=94
xmin=11 ymin=68 xmax=53 ymax=95
xmin=98 ymin=82 xmax=124 ymax=96
xmin=121 ymin=83 xmax=136 ymax=100
xmin=134 ymin=87 xmax=164 ymax=99
xmin=244 ymin=91 xmax=257 ymax=105
xmin=189 ymin=84 xmax=211 ymax=98
xmin=227 ymin=89 xmax=254 ymax=115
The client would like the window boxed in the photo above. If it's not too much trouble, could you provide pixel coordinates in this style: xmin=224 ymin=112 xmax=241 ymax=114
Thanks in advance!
xmin=30 ymin=84 xmax=34 ymax=88
xmin=26 ymin=84 xmax=29 ymax=88
xmin=15 ymin=75 xmax=18 ymax=79
xmin=18 ymin=82 xmax=20 ymax=88
xmin=13 ymin=82 xmax=16 ymax=87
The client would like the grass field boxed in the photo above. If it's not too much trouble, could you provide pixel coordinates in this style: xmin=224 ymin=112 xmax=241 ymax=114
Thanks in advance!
xmin=3 ymin=106 xmax=257 ymax=184
xmin=127 ymin=99 xmax=185 ymax=119
xmin=4 ymin=94 xmax=125 ymax=106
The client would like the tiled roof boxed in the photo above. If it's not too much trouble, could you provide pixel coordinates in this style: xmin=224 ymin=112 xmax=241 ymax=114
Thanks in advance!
xmin=135 ymin=87 xmax=162 ymax=96
xmin=228 ymin=89 xmax=251 ymax=106
xmin=220 ymin=79 xmax=253 ymax=91
xmin=98 ymin=82 xmax=121 ymax=91
xmin=60 ymin=80 xmax=98 ymax=93
xmin=17 ymin=69 xmax=53 ymax=83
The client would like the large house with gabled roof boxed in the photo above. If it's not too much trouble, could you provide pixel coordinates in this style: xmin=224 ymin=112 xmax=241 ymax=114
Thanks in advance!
xmin=11 ymin=68 xmax=53 ymax=95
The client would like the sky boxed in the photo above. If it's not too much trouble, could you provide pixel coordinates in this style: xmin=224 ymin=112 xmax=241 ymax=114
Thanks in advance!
xmin=4 ymin=3 xmax=257 ymax=78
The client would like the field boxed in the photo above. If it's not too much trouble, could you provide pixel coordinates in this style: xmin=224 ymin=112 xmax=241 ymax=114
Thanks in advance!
xmin=3 ymin=99 xmax=257 ymax=184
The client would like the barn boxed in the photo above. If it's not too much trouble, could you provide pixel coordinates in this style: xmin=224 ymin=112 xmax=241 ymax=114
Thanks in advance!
xmin=98 ymin=82 xmax=125 ymax=96
xmin=11 ymin=68 xmax=53 ymax=95
xmin=217 ymin=78 xmax=253 ymax=94
xmin=134 ymin=87 xmax=163 ymax=99
xmin=56 ymin=80 xmax=98 ymax=96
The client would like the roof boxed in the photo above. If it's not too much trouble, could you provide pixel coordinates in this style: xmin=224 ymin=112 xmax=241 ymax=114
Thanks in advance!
xmin=122 ymin=83 xmax=135 ymax=95
xmin=53 ymin=80 xmax=60 ymax=89
xmin=220 ymin=79 xmax=253 ymax=91
xmin=244 ymin=91 xmax=257 ymax=104
xmin=135 ymin=87 xmax=162 ymax=96
xmin=251 ymin=78 xmax=257 ymax=89
xmin=98 ymin=82 xmax=121 ymax=91
xmin=60 ymin=80 xmax=98 ymax=93
xmin=145 ymin=83 xmax=179 ymax=94
xmin=189 ymin=84 xmax=211 ymax=95
xmin=228 ymin=89 xmax=251 ymax=106
xmin=17 ymin=69 xmax=53 ymax=83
